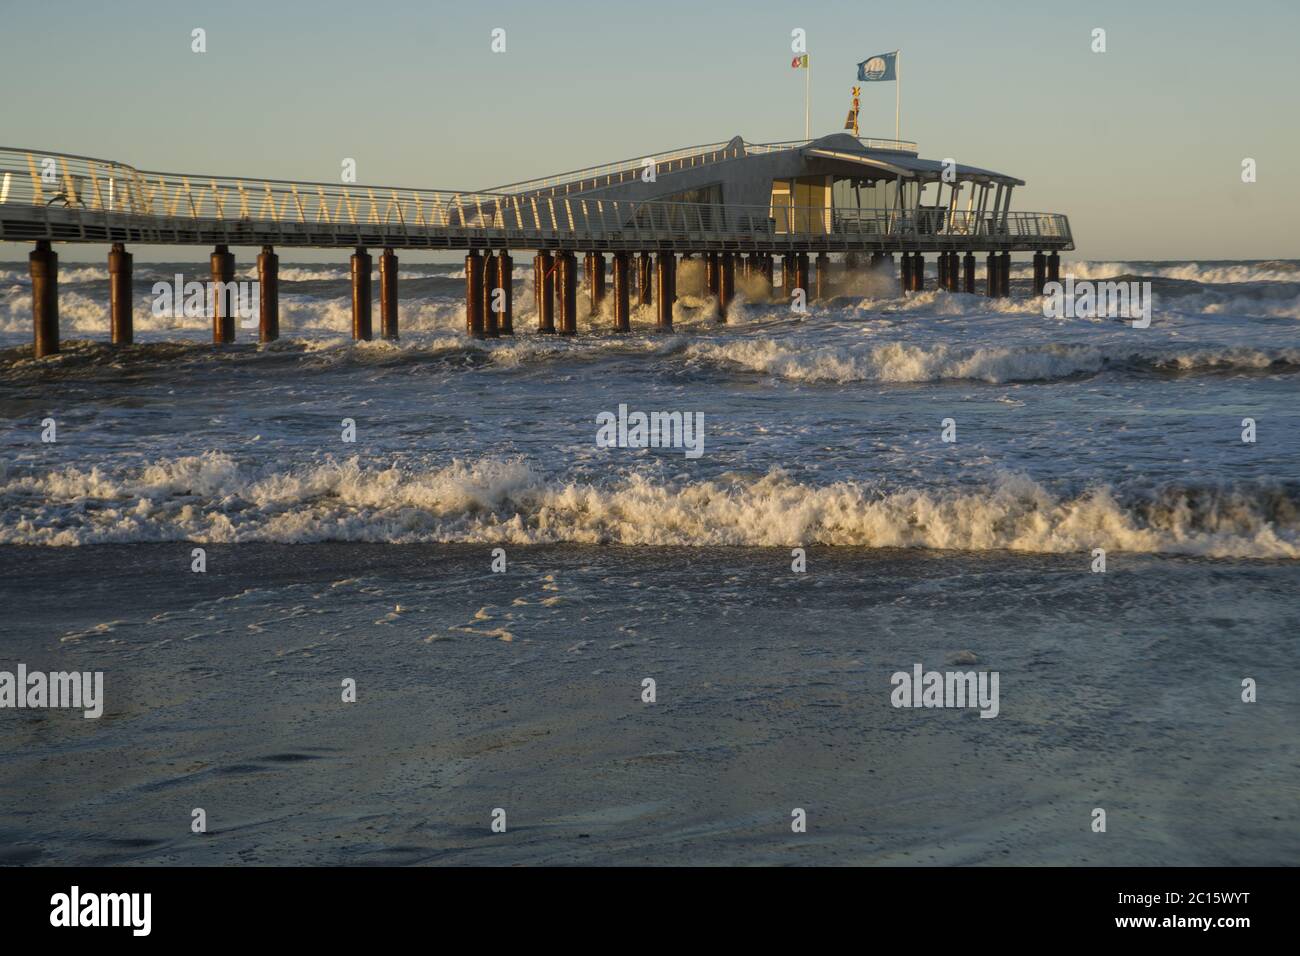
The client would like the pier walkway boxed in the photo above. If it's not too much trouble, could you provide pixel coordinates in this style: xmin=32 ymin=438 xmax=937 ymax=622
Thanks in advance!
xmin=1 ymin=138 xmax=1074 ymax=355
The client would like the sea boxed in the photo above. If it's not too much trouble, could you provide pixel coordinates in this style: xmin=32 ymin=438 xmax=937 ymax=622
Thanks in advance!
xmin=1 ymin=256 xmax=1296 ymax=865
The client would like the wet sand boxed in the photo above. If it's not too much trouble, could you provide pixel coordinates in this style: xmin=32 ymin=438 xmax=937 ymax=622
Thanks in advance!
xmin=1 ymin=543 xmax=1297 ymax=865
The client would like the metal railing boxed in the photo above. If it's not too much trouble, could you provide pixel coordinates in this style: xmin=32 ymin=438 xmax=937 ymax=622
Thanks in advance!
xmin=747 ymin=136 xmax=917 ymax=156
xmin=486 ymin=136 xmax=919 ymax=198
xmin=487 ymin=141 xmax=743 ymax=196
xmin=0 ymin=147 xmax=1072 ymax=250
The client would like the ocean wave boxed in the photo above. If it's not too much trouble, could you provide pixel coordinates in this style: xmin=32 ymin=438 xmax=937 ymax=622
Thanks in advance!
xmin=3 ymin=324 xmax=1296 ymax=384
xmin=684 ymin=339 xmax=1300 ymax=384
xmin=1053 ymin=260 xmax=1300 ymax=285
xmin=1 ymin=453 xmax=1295 ymax=558
xmin=0 ymin=289 xmax=471 ymax=336
xmin=0 ymin=265 xmax=110 ymax=285
xmin=3 ymin=259 xmax=1296 ymax=288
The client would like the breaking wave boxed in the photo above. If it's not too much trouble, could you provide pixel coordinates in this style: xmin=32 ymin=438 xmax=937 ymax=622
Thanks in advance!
xmin=685 ymin=339 xmax=1300 ymax=384
xmin=2 ymin=453 xmax=1296 ymax=558
xmin=1048 ymin=260 xmax=1300 ymax=285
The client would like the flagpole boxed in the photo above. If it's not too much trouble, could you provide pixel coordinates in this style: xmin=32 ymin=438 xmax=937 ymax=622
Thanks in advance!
xmin=805 ymin=56 xmax=811 ymax=139
xmin=895 ymin=51 xmax=901 ymax=141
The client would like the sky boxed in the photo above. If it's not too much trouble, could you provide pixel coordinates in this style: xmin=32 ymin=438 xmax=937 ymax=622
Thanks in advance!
xmin=2 ymin=0 xmax=1297 ymax=262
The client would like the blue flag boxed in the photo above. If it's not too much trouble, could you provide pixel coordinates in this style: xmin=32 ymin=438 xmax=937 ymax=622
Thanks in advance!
xmin=857 ymin=51 xmax=898 ymax=82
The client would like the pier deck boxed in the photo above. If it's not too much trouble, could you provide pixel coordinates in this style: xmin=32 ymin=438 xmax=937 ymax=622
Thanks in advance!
xmin=1 ymin=145 xmax=1072 ymax=255
xmin=1 ymin=138 xmax=1074 ymax=355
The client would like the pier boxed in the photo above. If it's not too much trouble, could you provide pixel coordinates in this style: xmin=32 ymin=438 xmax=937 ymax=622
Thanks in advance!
xmin=0 ymin=134 xmax=1073 ymax=356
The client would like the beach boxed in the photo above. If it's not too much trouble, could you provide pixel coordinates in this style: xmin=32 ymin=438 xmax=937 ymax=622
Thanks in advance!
xmin=2 ymin=541 xmax=1297 ymax=865
xmin=1 ymin=257 xmax=1298 ymax=865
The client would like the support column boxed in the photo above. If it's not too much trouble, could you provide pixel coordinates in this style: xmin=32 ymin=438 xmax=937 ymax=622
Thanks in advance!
xmin=256 ymin=245 xmax=278 ymax=343
xmin=350 ymin=247 xmax=372 ymax=341
xmin=465 ymin=250 xmax=484 ymax=337
xmin=378 ymin=247 xmax=398 ymax=340
xmin=669 ymin=253 xmax=677 ymax=319
xmin=937 ymin=251 xmax=948 ymax=290
xmin=1000 ymin=252 xmax=1011 ymax=297
xmin=705 ymin=252 xmax=720 ymax=298
xmin=557 ymin=251 xmax=577 ymax=334
xmin=1047 ymin=252 xmax=1060 ymax=285
xmin=1032 ymin=251 xmax=1046 ymax=297
xmin=482 ymin=252 xmax=500 ymax=338
xmin=900 ymin=252 xmax=913 ymax=293
xmin=655 ymin=252 xmax=674 ymax=330
xmin=535 ymin=251 xmax=555 ymax=333
xmin=637 ymin=252 xmax=653 ymax=307
xmin=963 ymin=252 xmax=976 ymax=293
xmin=911 ymin=252 xmax=925 ymax=291
xmin=497 ymin=251 xmax=514 ymax=335
xmin=795 ymin=253 xmax=810 ymax=300
xmin=986 ymin=253 xmax=999 ymax=298
xmin=814 ymin=252 xmax=830 ymax=301
xmin=585 ymin=252 xmax=606 ymax=315
xmin=109 ymin=242 xmax=133 ymax=346
xmin=761 ymin=254 xmax=774 ymax=295
xmin=612 ymin=251 xmax=631 ymax=332
xmin=780 ymin=254 xmax=794 ymax=297
xmin=718 ymin=252 xmax=735 ymax=322
xmin=30 ymin=240 xmax=59 ymax=357
xmin=210 ymin=244 xmax=236 ymax=344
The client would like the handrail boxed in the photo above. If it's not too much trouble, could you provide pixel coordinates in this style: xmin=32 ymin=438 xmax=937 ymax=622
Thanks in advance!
xmin=484 ymin=135 xmax=919 ymax=198
xmin=487 ymin=140 xmax=741 ymax=195
xmin=747 ymin=136 xmax=918 ymax=155
xmin=0 ymin=146 xmax=1071 ymax=248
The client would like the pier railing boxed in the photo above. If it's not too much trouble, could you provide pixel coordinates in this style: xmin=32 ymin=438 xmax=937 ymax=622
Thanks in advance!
xmin=0 ymin=147 xmax=1072 ymax=251
xmin=746 ymin=136 xmax=918 ymax=156
xmin=487 ymin=140 xmax=744 ymax=196
xmin=485 ymin=136 xmax=919 ymax=198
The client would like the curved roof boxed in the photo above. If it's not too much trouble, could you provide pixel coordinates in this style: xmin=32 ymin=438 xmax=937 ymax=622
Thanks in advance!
xmin=802 ymin=133 xmax=1024 ymax=185
xmin=483 ymin=132 xmax=1023 ymax=198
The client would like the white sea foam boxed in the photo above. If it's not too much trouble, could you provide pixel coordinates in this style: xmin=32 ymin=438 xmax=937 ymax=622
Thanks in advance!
xmin=1053 ymin=261 xmax=1300 ymax=285
xmin=2 ymin=453 xmax=1295 ymax=558
xmin=684 ymin=338 xmax=1300 ymax=384
xmin=0 ymin=265 xmax=110 ymax=285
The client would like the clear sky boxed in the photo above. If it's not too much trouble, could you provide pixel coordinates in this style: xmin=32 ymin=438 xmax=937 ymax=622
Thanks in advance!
xmin=2 ymin=0 xmax=1297 ymax=261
